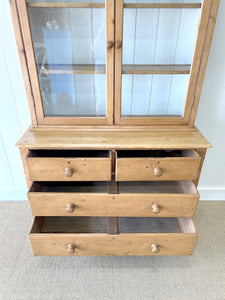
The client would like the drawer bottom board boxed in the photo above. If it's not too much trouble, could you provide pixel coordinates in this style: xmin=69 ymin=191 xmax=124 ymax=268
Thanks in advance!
xmin=29 ymin=217 xmax=198 ymax=256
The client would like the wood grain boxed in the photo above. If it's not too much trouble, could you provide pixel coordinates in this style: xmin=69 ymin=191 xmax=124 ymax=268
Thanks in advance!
xmin=26 ymin=156 xmax=112 ymax=181
xmin=116 ymin=150 xmax=201 ymax=181
xmin=114 ymin=0 xmax=123 ymax=125
xmin=28 ymin=191 xmax=199 ymax=217
xmin=16 ymin=0 xmax=45 ymax=125
xmin=39 ymin=64 xmax=106 ymax=75
xmin=122 ymin=64 xmax=191 ymax=74
xmin=189 ymin=0 xmax=220 ymax=125
xmin=17 ymin=0 xmax=114 ymax=126
xmin=124 ymin=3 xmax=202 ymax=9
xmin=9 ymin=0 xmax=37 ymax=126
xmin=16 ymin=128 xmax=211 ymax=149
xmin=29 ymin=217 xmax=198 ymax=256
xmin=27 ymin=3 xmax=105 ymax=8
xmin=19 ymin=148 xmax=32 ymax=189
xmin=105 ymin=0 xmax=114 ymax=125
xmin=183 ymin=0 xmax=213 ymax=124
xmin=194 ymin=148 xmax=207 ymax=186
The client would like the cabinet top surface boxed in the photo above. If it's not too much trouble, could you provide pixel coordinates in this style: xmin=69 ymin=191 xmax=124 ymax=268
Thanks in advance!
xmin=16 ymin=127 xmax=211 ymax=149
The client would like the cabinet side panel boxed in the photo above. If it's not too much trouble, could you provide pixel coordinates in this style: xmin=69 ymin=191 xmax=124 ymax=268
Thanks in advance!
xmin=189 ymin=0 xmax=220 ymax=125
xmin=9 ymin=0 xmax=37 ymax=126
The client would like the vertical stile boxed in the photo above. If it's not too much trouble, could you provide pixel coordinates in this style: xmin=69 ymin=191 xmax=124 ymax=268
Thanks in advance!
xmin=183 ymin=0 xmax=214 ymax=123
xmin=107 ymin=150 xmax=119 ymax=234
xmin=16 ymin=0 xmax=45 ymax=125
xmin=114 ymin=0 xmax=124 ymax=124
xmin=106 ymin=0 xmax=114 ymax=124
xmin=189 ymin=0 xmax=220 ymax=125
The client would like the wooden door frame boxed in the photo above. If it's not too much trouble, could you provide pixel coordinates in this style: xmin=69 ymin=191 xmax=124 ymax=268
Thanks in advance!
xmin=15 ymin=0 xmax=114 ymax=126
xmin=114 ymin=0 xmax=220 ymax=126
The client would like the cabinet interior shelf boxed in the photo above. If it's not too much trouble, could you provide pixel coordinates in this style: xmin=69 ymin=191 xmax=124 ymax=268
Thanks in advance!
xmin=122 ymin=64 xmax=191 ymax=75
xmin=39 ymin=64 xmax=106 ymax=75
xmin=39 ymin=64 xmax=191 ymax=75
xmin=27 ymin=3 xmax=201 ymax=9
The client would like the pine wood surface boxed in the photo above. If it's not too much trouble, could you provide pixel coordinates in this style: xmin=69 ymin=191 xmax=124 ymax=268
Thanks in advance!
xmin=9 ymin=0 xmax=38 ymax=126
xmin=28 ymin=191 xmax=199 ymax=217
xmin=26 ymin=157 xmax=112 ymax=182
xmin=11 ymin=0 xmax=220 ymax=127
xmin=29 ymin=217 xmax=198 ymax=256
xmin=10 ymin=0 xmax=218 ymax=257
xmin=16 ymin=127 xmax=211 ymax=149
xmin=116 ymin=150 xmax=201 ymax=181
xmin=189 ymin=0 xmax=220 ymax=125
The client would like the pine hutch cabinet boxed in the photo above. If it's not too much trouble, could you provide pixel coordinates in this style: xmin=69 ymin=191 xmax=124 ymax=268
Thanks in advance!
xmin=11 ymin=0 xmax=219 ymax=256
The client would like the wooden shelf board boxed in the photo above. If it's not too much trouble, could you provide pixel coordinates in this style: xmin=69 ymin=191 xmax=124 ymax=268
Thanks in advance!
xmin=38 ymin=64 xmax=106 ymax=75
xmin=124 ymin=3 xmax=202 ymax=9
xmin=122 ymin=64 xmax=191 ymax=75
xmin=38 ymin=64 xmax=190 ymax=75
xmin=27 ymin=3 xmax=105 ymax=8
xmin=16 ymin=127 xmax=211 ymax=149
xmin=27 ymin=3 xmax=201 ymax=9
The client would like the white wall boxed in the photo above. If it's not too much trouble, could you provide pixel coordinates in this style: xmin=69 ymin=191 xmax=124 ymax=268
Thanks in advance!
xmin=195 ymin=1 xmax=225 ymax=200
xmin=0 ymin=0 xmax=224 ymax=201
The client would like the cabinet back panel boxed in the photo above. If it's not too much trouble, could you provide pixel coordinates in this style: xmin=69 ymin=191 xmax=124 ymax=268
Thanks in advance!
xmin=122 ymin=7 xmax=201 ymax=117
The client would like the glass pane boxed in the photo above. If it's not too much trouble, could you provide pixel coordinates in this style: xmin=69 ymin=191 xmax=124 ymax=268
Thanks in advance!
xmin=121 ymin=74 xmax=189 ymax=116
xmin=122 ymin=6 xmax=201 ymax=117
xmin=27 ymin=3 xmax=106 ymax=117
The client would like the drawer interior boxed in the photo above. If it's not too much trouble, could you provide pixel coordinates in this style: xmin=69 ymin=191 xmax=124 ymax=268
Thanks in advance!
xmin=116 ymin=150 xmax=199 ymax=158
xmin=30 ymin=181 xmax=108 ymax=193
xmin=31 ymin=217 xmax=196 ymax=234
xmin=118 ymin=181 xmax=198 ymax=194
xmin=28 ymin=149 xmax=110 ymax=158
xmin=30 ymin=180 xmax=198 ymax=195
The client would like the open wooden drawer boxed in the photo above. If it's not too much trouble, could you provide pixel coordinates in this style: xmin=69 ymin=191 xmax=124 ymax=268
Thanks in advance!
xmin=28 ymin=181 xmax=199 ymax=217
xmin=116 ymin=150 xmax=201 ymax=181
xmin=29 ymin=217 xmax=198 ymax=256
xmin=25 ymin=150 xmax=112 ymax=181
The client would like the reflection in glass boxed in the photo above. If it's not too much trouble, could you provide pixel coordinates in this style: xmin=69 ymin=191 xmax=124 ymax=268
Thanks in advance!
xmin=28 ymin=6 xmax=106 ymax=117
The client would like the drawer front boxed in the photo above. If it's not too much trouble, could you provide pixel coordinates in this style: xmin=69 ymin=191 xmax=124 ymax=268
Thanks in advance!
xmin=116 ymin=150 xmax=201 ymax=181
xmin=26 ymin=157 xmax=112 ymax=181
xmin=29 ymin=217 xmax=198 ymax=256
xmin=28 ymin=193 xmax=199 ymax=217
xmin=29 ymin=233 xmax=198 ymax=256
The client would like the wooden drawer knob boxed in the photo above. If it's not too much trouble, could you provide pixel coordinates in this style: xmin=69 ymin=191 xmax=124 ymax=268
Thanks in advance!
xmin=154 ymin=167 xmax=162 ymax=177
xmin=66 ymin=203 xmax=75 ymax=213
xmin=151 ymin=243 xmax=160 ymax=254
xmin=115 ymin=41 xmax=122 ymax=49
xmin=106 ymin=41 xmax=114 ymax=49
xmin=67 ymin=243 xmax=76 ymax=254
xmin=152 ymin=204 xmax=161 ymax=214
xmin=65 ymin=167 xmax=74 ymax=177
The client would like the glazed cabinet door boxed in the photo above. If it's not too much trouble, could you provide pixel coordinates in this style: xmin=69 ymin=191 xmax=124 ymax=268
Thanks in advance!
xmin=114 ymin=0 xmax=210 ymax=125
xmin=17 ymin=0 xmax=114 ymax=125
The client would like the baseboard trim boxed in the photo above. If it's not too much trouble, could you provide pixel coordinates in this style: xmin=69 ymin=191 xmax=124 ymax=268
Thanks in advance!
xmin=0 ymin=189 xmax=27 ymax=201
xmin=198 ymin=187 xmax=225 ymax=201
